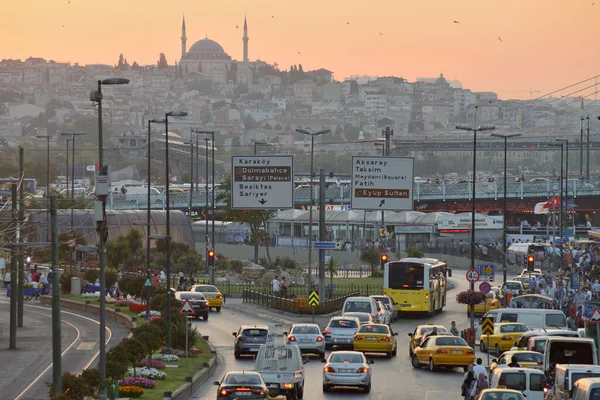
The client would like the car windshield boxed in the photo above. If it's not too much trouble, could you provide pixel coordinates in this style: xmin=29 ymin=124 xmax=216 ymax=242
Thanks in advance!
xmin=372 ymin=297 xmax=390 ymax=305
xmin=481 ymin=392 xmax=524 ymax=400
xmin=194 ymin=286 xmax=219 ymax=293
xmin=292 ymin=325 xmax=319 ymax=334
xmin=420 ymin=327 xmax=448 ymax=335
xmin=329 ymin=353 xmax=365 ymax=364
xmin=242 ymin=329 xmax=268 ymax=337
xmin=177 ymin=292 xmax=205 ymax=300
xmin=358 ymin=325 xmax=390 ymax=334
xmin=329 ymin=319 xmax=359 ymax=328
xmin=345 ymin=313 xmax=371 ymax=323
xmin=500 ymin=324 xmax=528 ymax=333
xmin=435 ymin=337 xmax=467 ymax=346
xmin=505 ymin=282 xmax=521 ymax=289
xmin=513 ymin=352 xmax=543 ymax=364
xmin=344 ymin=302 xmax=372 ymax=313
xmin=224 ymin=373 xmax=262 ymax=385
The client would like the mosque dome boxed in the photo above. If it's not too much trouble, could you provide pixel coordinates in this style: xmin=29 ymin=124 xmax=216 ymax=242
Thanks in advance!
xmin=188 ymin=38 xmax=226 ymax=55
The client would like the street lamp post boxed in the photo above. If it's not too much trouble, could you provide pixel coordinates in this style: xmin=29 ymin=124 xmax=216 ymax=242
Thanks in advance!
xmin=549 ymin=143 xmax=564 ymax=267
xmin=203 ymin=138 xmax=210 ymax=276
xmin=455 ymin=109 xmax=496 ymax=348
xmin=491 ymin=132 xmax=521 ymax=284
xmin=586 ymin=116 xmax=591 ymax=180
xmin=296 ymin=128 xmax=331 ymax=291
xmin=164 ymin=111 xmax=188 ymax=353
xmin=198 ymin=131 xmax=215 ymax=252
xmin=183 ymin=141 xmax=194 ymax=216
xmin=37 ymin=135 xmax=51 ymax=241
xmin=61 ymin=132 xmax=86 ymax=262
xmin=556 ymin=139 xmax=569 ymax=240
xmin=90 ymin=77 xmax=129 ymax=400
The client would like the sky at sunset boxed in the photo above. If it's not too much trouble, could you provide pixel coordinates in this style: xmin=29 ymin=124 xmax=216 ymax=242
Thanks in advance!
xmin=2 ymin=0 xmax=599 ymax=99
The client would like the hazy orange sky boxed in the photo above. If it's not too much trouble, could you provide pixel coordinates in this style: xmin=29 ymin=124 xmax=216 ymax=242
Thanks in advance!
xmin=2 ymin=0 xmax=599 ymax=100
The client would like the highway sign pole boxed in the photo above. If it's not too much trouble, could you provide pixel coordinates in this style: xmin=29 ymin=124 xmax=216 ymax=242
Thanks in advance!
xmin=185 ymin=319 xmax=189 ymax=367
xmin=318 ymin=169 xmax=326 ymax=297
xmin=51 ymin=196 xmax=62 ymax=396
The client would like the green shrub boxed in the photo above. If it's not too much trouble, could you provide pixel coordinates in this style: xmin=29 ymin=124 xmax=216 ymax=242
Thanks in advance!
xmin=105 ymin=271 xmax=118 ymax=289
xmin=118 ymin=276 xmax=132 ymax=296
xmin=171 ymin=316 xmax=200 ymax=350
xmin=60 ymin=270 xmax=78 ymax=294
xmin=230 ymin=259 xmax=245 ymax=273
xmin=406 ymin=247 xmax=424 ymax=258
xmin=83 ymin=269 xmax=98 ymax=283
xmin=132 ymin=324 xmax=164 ymax=361
xmin=150 ymin=293 xmax=167 ymax=311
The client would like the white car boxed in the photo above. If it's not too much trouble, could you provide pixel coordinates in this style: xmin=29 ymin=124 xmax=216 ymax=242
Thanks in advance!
xmin=323 ymin=316 xmax=361 ymax=350
xmin=370 ymin=295 xmax=399 ymax=321
xmin=322 ymin=351 xmax=374 ymax=393
xmin=286 ymin=323 xmax=325 ymax=359
xmin=376 ymin=301 xmax=391 ymax=324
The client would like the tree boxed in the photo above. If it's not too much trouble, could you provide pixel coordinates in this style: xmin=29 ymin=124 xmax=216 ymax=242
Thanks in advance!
xmin=117 ymin=53 xmax=126 ymax=69
xmin=344 ymin=124 xmax=360 ymax=141
xmin=216 ymin=174 xmax=275 ymax=263
xmin=326 ymin=257 xmax=339 ymax=288
xmin=243 ymin=114 xmax=258 ymax=131
xmin=157 ymin=53 xmax=168 ymax=68
xmin=406 ymin=247 xmax=424 ymax=258
xmin=360 ymin=248 xmax=380 ymax=276
xmin=121 ymin=338 xmax=146 ymax=377
xmin=132 ymin=324 xmax=163 ymax=363
xmin=263 ymin=122 xmax=272 ymax=130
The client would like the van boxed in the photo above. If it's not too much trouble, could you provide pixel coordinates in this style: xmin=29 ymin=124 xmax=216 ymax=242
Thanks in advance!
xmin=477 ymin=308 xmax=567 ymax=338
xmin=571 ymin=377 xmax=600 ymax=400
xmin=543 ymin=338 xmax=598 ymax=379
xmin=550 ymin=364 xmax=600 ymax=400
xmin=490 ymin=367 xmax=547 ymax=400
xmin=342 ymin=297 xmax=380 ymax=322
xmin=527 ymin=331 xmax=580 ymax=353
xmin=118 ymin=187 xmax=164 ymax=203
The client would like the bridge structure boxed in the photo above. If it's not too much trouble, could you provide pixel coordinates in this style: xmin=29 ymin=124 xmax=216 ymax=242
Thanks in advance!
xmin=105 ymin=178 xmax=599 ymax=210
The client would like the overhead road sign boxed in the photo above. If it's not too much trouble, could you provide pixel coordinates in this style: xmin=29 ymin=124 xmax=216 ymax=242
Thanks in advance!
xmin=481 ymin=317 xmax=494 ymax=335
xmin=231 ymin=155 xmax=294 ymax=210
xmin=308 ymin=291 xmax=320 ymax=307
xmin=351 ymin=156 xmax=414 ymax=211
xmin=466 ymin=269 xmax=480 ymax=283
xmin=313 ymin=241 xmax=336 ymax=250
xmin=179 ymin=299 xmax=195 ymax=315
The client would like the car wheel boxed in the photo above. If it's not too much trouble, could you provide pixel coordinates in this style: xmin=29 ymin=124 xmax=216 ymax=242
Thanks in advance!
xmin=203 ymin=314 xmax=209 ymax=321
xmin=429 ymin=358 xmax=436 ymax=372
xmin=392 ymin=346 xmax=397 ymax=357
xmin=386 ymin=351 xmax=392 ymax=359
xmin=234 ymin=350 xmax=241 ymax=359
xmin=409 ymin=345 xmax=413 ymax=357
xmin=363 ymin=383 xmax=371 ymax=393
xmin=411 ymin=354 xmax=420 ymax=369
xmin=297 ymin=383 xmax=304 ymax=399
xmin=480 ymin=341 xmax=487 ymax=353
xmin=216 ymin=306 xmax=221 ymax=312
xmin=289 ymin=386 xmax=298 ymax=400
xmin=322 ymin=384 xmax=330 ymax=393
xmin=495 ymin=344 xmax=501 ymax=355
xmin=325 ymin=344 xmax=332 ymax=350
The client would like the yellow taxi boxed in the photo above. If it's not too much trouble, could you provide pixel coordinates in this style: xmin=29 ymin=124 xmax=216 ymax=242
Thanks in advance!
xmin=411 ymin=335 xmax=475 ymax=372
xmin=491 ymin=286 xmax=504 ymax=301
xmin=480 ymin=322 xmax=529 ymax=355
xmin=476 ymin=388 xmax=526 ymax=400
xmin=190 ymin=284 xmax=223 ymax=311
xmin=408 ymin=324 xmax=449 ymax=356
xmin=468 ymin=291 xmax=502 ymax=316
xmin=353 ymin=324 xmax=398 ymax=358
xmin=489 ymin=350 xmax=543 ymax=374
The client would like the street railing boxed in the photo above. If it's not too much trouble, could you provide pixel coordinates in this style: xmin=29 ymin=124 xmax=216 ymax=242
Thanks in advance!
xmin=200 ymin=281 xmax=382 ymax=298
xmin=242 ymin=289 xmax=361 ymax=315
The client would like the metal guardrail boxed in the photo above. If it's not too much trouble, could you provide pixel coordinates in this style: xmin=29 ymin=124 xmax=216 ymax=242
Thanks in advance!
xmin=242 ymin=289 xmax=361 ymax=315
xmin=105 ymin=179 xmax=600 ymax=209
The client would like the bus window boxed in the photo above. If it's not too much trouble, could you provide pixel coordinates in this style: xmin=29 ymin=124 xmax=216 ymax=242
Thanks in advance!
xmin=388 ymin=263 xmax=424 ymax=289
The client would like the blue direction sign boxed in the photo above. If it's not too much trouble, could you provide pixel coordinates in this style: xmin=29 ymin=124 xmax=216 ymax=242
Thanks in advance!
xmin=477 ymin=264 xmax=495 ymax=283
xmin=314 ymin=241 xmax=337 ymax=250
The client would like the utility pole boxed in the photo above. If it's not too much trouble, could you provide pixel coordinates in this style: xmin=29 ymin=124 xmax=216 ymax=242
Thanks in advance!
xmin=9 ymin=183 xmax=17 ymax=349
xmin=204 ymin=137 xmax=210 ymax=272
xmin=318 ymin=168 xmax=326 ymax=298
xmin=18 ymin=147 xmax=24 ymax=327
xmin=580 ymin=117 xmax=585 ymax=178
xmin=51 ymin=196 xmax=62 ymax=396
xmin=381 ymin=127 xmax=393 ymax=238
xmin=586 ymin=116 xmax=591 ymax=180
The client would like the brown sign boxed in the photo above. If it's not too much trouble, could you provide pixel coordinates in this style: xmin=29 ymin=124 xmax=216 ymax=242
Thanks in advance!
xmin=233 ymin=166 xmax=291 ymax=182
xmin=354 ymin=189 xmax=410 ymax=198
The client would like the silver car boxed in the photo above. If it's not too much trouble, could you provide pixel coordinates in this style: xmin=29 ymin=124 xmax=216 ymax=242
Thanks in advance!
xmin=323 ymin=316 xmax=361 ymax=350
xmin=286 ymin=323 xmax=325 ymax=358
xmin=322 ymin=351 xmax=374 ymax=393
xmin=232 ymin=325 xmax=269 ymax=359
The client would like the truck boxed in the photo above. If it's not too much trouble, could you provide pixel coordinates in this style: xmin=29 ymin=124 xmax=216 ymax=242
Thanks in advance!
xmin=254 ymin=325 xmax=306 ymax=400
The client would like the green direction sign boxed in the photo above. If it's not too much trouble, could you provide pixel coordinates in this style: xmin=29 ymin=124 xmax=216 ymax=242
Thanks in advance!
xmin=308 ymin=291 xmax=319 ymax=307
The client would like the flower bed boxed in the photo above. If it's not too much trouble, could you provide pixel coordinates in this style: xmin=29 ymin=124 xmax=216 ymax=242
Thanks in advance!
xmin=137 ymin=359 xmax=165 ymax=369
xmin=129 ymin=302 xmax=148 ymax=313
xmin=137 ymin=310 xmax=161 ymax=318
xmin=129 ymin=366 xmax=166 ymax=380
xmin=174 ymin=347 xmax=202 ymax=358
xmin=81 ymin=292 xmax=100 ymax=298
xmin=115 ymin=300 xmax=131 ymax=306
xmin=152 ymin=353 xmax=179 ymax=362
xmin=119 ymin=376 xmax=156 ymax=389
xmin=119 ymin=385 xmax=144 ymax=398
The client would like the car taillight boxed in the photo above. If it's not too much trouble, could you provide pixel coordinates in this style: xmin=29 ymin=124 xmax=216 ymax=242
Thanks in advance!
xmin=283 ymin=383 xmax=293 ymax=389
xmin=316 ymin=336 xmax=323 ymax=342
xmin=381 ymin=337 xmax=390 ymax=342
xmin=216 ymin=294 xmax=222 ymax=299
xmin=501 ymin=336 xmax=512 ymax=340
xmin=324 ymin=366 xmax=336 ymax=373
xmin=354 ymin=336 xmax=363 ymax=341
xmin=356 ymin=367 xmax=368 ymax=373
xmin=466 ymin=349 xmax=474 ymax=354
xmin=324 ymin=329 xmax=331 ymax=335
xmin=237 ymin=337 xmax=246 ymax=342
xmin=252 ymin=389 xmax=266 ymax=395
xmin=437 ymin=349 xmax=448 ymax=353
xmin=288 ymin=336 xmax=296 ymax=342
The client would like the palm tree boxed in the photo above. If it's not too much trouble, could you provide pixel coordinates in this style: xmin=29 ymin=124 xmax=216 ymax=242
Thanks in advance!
xmin=325 ymin=257 xmax=339 ymax=288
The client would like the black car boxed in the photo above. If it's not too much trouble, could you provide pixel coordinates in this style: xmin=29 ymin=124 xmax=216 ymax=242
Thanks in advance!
xmin=174 ymin=291 xmax=209 ymax=320
xmin=232 ymin=325 xmax=269 ymax=359
xmin=213 ymin=371 xmax=269 ymax=399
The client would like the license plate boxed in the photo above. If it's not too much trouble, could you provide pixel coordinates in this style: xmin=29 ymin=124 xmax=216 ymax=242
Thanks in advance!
xmin=205 ymin=294 xmax=214 ymax=298
xmin=268 ymin=384 xmax=279 ymax=388
xmin=248 ymin=348 xmax=258 ymax=352
xmin=339 ymin=368 xmax=353 ymax=373
xmin=399 ymin=304 xmax=411 ymax=307
xmin=300 ymin=339 xmax=312 ymax=343
xmin=451 ymin=350 xmax=463 ymax=354
xmin=235 ymin=392 xmax=251 ymax=396
xmin=335 ymin=339 xmax=350 ymax=343
xmin=366 ymin=337 xmax=378 ymax=341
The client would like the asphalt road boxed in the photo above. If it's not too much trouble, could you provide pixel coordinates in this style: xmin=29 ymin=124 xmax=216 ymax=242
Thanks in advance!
xmin=189 ymin=276 xmax=487 ymax=400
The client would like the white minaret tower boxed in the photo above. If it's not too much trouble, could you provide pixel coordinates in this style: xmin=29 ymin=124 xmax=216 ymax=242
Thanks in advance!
xmin=243 ymin=15 xmax=249 ymax=63
xmin=181 ymin=15 xmax=187 ymax=59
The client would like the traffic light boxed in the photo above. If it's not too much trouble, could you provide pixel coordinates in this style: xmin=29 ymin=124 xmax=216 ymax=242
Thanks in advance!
xmin=207 ymin=249 xmax=215 ymax=267
xmin=527 ymin=255 xmax=535 ymax=272
xmin=380 ymin=254 xmax=389 ymax=270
